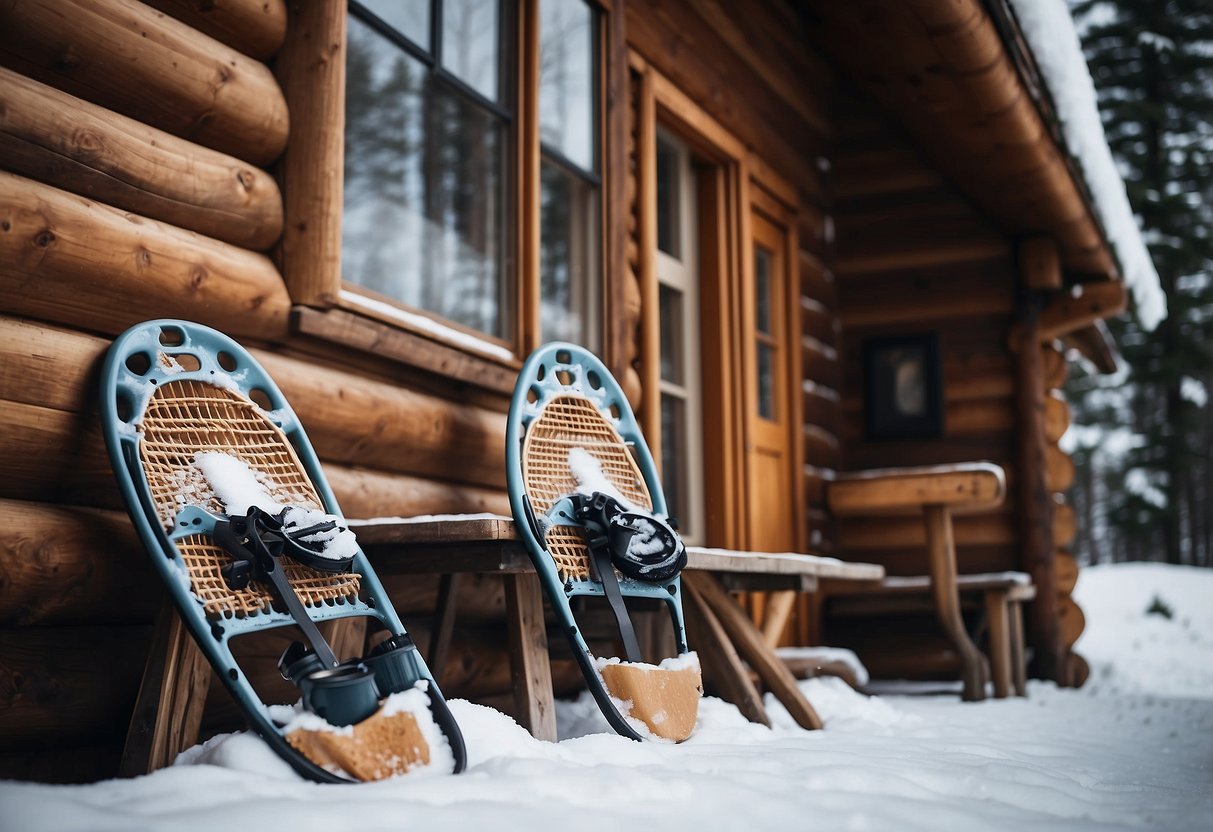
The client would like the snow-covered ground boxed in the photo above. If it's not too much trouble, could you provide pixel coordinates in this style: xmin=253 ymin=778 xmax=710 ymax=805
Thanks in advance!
xmin=2 ymin=563 xmax=1210 ymax=831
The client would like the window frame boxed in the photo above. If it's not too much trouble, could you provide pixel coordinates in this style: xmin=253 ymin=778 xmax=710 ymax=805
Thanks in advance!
xmin=276 ymin=0 xmax=612 ymax=384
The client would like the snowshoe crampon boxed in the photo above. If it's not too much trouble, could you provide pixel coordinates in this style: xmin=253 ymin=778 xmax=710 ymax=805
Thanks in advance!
xmin=506 ymin=343 xmax=702 ymax=741
xmin=100 ymin=320 xmax=466 ymax=782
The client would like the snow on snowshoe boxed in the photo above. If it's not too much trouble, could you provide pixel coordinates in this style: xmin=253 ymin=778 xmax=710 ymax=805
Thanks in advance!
xmin=100 ymin=320 xmax=466 ymax=782
xmin=506 ymin=343 xmax=702 ymax=741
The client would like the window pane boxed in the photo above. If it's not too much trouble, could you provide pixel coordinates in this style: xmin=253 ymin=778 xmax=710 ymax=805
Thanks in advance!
xmin=656 ymin=136 xmax=680 ymax=258
xmin=755 ymin=245 xmax=772 ymax=335
xmin=757 ymin=342 xmax=775 ymax=420
xmin=540 ymin=161 xmax=598 ymax=345
xmin=539 ymin=0 xmax=594 ymax=170
xmin=659 ymin=284 xmax=683 ymax=385
xmin=442 ymin=0 xmax=499 ymax=101
xmin=359 ymin=0 xmax=430 ymax=51
xmin=661 ymin=395 xmax=687 ymax=530
xmin=344 ymin=16 xmax=507 ymax=338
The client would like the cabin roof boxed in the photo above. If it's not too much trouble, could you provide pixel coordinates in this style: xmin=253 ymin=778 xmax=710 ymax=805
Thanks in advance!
xmin=802 ymin=0 xmax=1165 ymax=332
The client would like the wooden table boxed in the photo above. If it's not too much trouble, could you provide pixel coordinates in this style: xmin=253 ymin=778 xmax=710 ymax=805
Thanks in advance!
xmin=355 ymin=516 xmax=884 ymax=739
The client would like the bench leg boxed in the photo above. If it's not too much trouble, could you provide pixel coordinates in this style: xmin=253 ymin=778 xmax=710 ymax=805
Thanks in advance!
xmin=684 ymin=572 xmax=823 ymax=730
xmin=504 ymin=573 xmax=557 ymax=741
xmin=924 ymin=505 xmax=987 ymax=701
xmin=984 ymin=590 xmax=1012 ymax=699
xmin=684 ymin=578 xmax=771 ymax=727
xmin=428 ymin=573 xmax=461 ymax=686
xmin=761 ymin=590 xmax=798 ymax=648
xmin=1010 ymin=600 xmax=1028 ymax=696
xmin=120 ymin=601 xmax=212 ymax=776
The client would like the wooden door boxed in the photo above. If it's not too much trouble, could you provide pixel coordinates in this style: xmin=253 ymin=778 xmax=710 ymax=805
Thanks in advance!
xmin=742 ymin=207 xmax=799 ymax=553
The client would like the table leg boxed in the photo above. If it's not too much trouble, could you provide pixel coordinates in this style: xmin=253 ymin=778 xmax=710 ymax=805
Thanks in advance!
xmin=428 ymin=573 xmax=461 ymax=686
xmin=684 ymin=578 xmax=771 ymax=727
xmin=504 ymin=573 xmax=556 ymax=741
xmin=1010 ymin=600 xmax=1028 ymax=696
xmin=120 ymin=601 xmax=212 ymax=776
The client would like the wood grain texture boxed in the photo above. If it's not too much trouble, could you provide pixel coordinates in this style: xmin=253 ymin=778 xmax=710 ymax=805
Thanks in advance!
xmin=142 ymin=0 xmax=287 ymax=60
xmin=683 ymin=578 xmax=770 ymax=726
xmin=0 ymin=0 xmax=289 ymax=165
xmin=0 ymin=66 xmax=283 ymax=249
xmin=503 ymin=573 xmax=556 ymax=741
xmin=828 ymin=465 xmax=1006 ymax=515
xmin=0 ymin=172 xmax=291 ymax=339
xmin=924 ymin=505 xmax=986 ymax=701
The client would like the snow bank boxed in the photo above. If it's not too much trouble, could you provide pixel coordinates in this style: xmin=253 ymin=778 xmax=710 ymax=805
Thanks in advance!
xmin=1 ymin=564 xmax=1210 ymax=831
xmin=1008 ymin=0 xmax=1166 ymax=329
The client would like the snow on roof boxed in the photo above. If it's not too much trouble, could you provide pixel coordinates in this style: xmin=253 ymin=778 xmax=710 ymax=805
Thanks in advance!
xmin=1007 ymin=0 xmax=1167 ymax=331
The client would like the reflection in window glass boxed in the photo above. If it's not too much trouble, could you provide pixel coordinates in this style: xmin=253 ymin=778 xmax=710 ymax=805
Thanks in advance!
xmin=539 ymin=0 xmax=594 ymax=170
xmin=659 ymin=285 xmax=683 ymax=384
xmin=344 ymin=16 xmax=507 ymax=337
xmin=442 ymin=0 xmax=499 ymax=101
xmin=656 ymin=136 xmax=680 ymax=258
xmin=661 ymin=396 xmax=687 ymax=526
xmin=755 ymin=246 xmax=772 ymax=335
xmin=757 ymin=342 xmax=775 ymax=420
xmin=540 ymin=162 xmax=597 ymax=345
xmin=358 ymin=0 xmax=430 ymax=50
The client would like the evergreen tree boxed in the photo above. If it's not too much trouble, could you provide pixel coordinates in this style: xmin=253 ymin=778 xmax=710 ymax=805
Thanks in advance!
xmin=1069 ymin=0 xmax=1213 ymax=566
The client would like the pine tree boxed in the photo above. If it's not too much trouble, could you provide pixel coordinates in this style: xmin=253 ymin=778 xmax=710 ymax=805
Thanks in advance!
xmin=1069 ymin=0 xmax=1213 ymax=566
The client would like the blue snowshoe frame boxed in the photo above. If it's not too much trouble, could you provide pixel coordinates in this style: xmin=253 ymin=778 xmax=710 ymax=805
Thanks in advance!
xmin=100 ymin=320 xmax=466 ymax=782
xmin=506 ymin=343 xmax=692 ymax=741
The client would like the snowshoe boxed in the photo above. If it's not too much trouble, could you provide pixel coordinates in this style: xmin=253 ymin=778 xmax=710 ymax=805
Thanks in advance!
xmin=100 ymin=320 xmax=466 ymax=782
xmin=506 ymin=343 xmax=702 ymax=741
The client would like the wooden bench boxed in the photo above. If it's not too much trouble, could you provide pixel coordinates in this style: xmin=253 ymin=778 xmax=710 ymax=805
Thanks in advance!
xmin=826 ymin=462 xmax=1031 ymax=701
xmin=353 ymin=516 xmax=885 ymax=738
xmin=823 ymin=572 xmax=1036 ymax=697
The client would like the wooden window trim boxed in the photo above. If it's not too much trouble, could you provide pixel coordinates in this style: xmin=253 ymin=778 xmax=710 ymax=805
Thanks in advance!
xmin=277 ymin=0 xmax=610 ymax=389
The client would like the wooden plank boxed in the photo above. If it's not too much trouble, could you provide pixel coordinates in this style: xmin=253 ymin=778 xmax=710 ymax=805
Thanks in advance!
xmin=683 ymin=577 xmax=770 ymax=726
xmin=824 ymin=571 xmax=1032 ymax=596
xmin=1019 ymin=237 xmax=1062 ymax=291
xmin=984 ymin=590 xmax=1012 ymax=699
xmin=761 ymin=590 xmax=797 ymax=647
xmin=503 ymin=573 xmax=556 ymax=741
xmin=0 ymin=172 xmax=292 ymax=340
xmin=0 ymin=66 xmax=283 ymax=250
xmin=273 ymin=0 xmax=345 ymax=305
xmin=428 ymin=574 xmax=461 ymax=687
xmin=142 ymin=0 xmax=287 ymax=60
xmin=828 ymin=464 xmax=1006 ymax=515
xmin=603 ymin=0 xmax=632 ymax=389
xmin=683 ymin=571 xmax=822 ymax=729
xmin=835 ymin=238 xmax=1010 ymax=277
xmin=293 ymin=307 xmax=518 ymax=394
xmin=325 ymin=465 xmax=511 ymax=521
xmin=119 ymin=603 xmax=211 ymax=776
xmin=1010 ymin=599 xmax=1028 ymax=696
xmin=0 ymin=0 xmax=288 ymax=165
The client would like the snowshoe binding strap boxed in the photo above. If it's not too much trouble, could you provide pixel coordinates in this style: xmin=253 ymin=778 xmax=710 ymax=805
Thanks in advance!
xmin=570 ymin=492 xmax=686 ymax=662
xmin=213 ymin=506 xmax=355 ymax=668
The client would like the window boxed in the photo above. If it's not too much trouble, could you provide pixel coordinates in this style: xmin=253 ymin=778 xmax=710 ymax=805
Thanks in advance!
xmin=342 ymin=0 xmax=601 ymax=354
xmin=654 ymin=130 xmax=704 ymax=543
xmin=538 ymin=0 xmax=600 ymax=348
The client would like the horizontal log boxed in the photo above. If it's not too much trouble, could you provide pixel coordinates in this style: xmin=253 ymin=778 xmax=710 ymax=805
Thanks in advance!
xmin=1053 ymin=501 xmax=1077 ymax=547
xmin=834 ymin=237 xmax=1010 ymax=277
xmin=840 ymin=543 xmax=1021 ymax=579
xmin=0 ymin=399 xmax=117 ymax=509
xmin=802 ymin=384 xmax=841 ymax=434
xmin=0 ymin=499 xmax=157 ymax=626
xmin=378 ymin=572 xmax=507 ymax=621
xmin=837 ymin=511 xmax=1016 ymax=550
xmin=1055 ymin=549 xmax=1078 ymax=597
xmin=1042 ymin=344 xmax=1067 ymax=390
xmin=802 ymin=335 xmax=841 ymax=389
xmin=0 ymin=624 xmax=149 ymax=748
xmin=799 ymin=250 xmax=838 ymax=308
xmin=1020 ymin=237 xmax=1063 ymax=291
xmin=255 ymin=351 xmax=507 ymax=489
xmin=1044 ymin=394 xmax=1071 ymax=443
xmin=1058 ymin=596 xmax=1085 ymax=647
xmin=326 ymin=464 xmax=511 ymax=521
xmin=0 ymin=743 xmax=121 ymax=784
xmin=803 ymin=424 xmax=841 ymax=470
xmin=844 ymin=438 xmax=1014 ymax=471
xmin=0 ymin=66 xmax=283 ymax=249
xmin=0 ymin=172 xmax=291 ymax=339
xmin=1011 ymin=282 xmax=1128 ymax=349
xmin=800 ymin=298 xmax=836 ymax=345
xmin=0 ymin=0 xmax=289 ymax=165
xmin=142 ymin=0 xmax=287 ymax=60
xmin=839 ymin=282 xmax=1015 ymax=329
xmin=1046 ymin=445 xmax=1076 ymax=492
xmin=804 ymin=465 xmax=831 ymax=508
xmin=0 ymin=315 xmax=106 ymax=412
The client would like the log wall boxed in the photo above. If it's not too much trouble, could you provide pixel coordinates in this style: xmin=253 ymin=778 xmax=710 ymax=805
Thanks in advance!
xmin=0 ymin=0 xmax=841 ymax=780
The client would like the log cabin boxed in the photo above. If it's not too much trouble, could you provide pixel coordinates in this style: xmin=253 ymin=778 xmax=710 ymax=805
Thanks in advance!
xmin=0 ymin=0 xmax=1161 ymax=781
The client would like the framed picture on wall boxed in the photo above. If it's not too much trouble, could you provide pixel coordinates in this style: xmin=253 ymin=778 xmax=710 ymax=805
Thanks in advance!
xmin=863 ymin=332 xmax=944 ymax=440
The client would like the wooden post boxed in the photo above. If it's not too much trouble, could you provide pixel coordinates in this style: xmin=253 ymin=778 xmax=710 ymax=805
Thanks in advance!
xmin=983 ymin=590 xmax=1012 ymax=698
xmin=683 ymin=578 xmax=770 ymax=726
xmin=503 ymin=573 xmax=556 ymax=741
xmin=923 ymin=505 xmax=987 ymax=701
xmin=1014 ymin=295 xmax=1062 ymax=681
xmin=120 ymin=603 xmax=211 ymax=776
xmin=761 ymin=590 xmax=797 ymax=648
xmin=428 ymin=574 xmax=461 ymax=686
